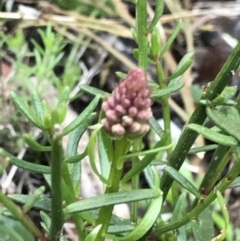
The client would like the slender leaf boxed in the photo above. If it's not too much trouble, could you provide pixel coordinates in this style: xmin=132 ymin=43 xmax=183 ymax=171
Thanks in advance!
xmin=187 ymin=124 xmax=238 ymax=146
xmin=160 ymin=20 xmax=182 ymax=56
xmin=189 ymin=144 xmax=217 ymax=154
xmin=64 ymin=189 xmax=161 ymax=214
xmin=151 ymin=80 xmax=184 ymax=98
xmin=8 ymin=194 xmax=51 ymax=212
xmin=112 ymin=190 xmax=162 ymax=241
xmin=193 ymin=207 xmax=214 ymax=241
xmin=32 ymin=91 xmax=44 ymax=121
xmin=23 ymin=186 xmax=45 ymax=213
xmin=146 ymin=0 xmax=164 ymax=33
xmin=148 ymin=116 xmax=164 ymax=138
xmin=97 ymin=130 xmax=111 ymax=180
xmin=63 ymin=152 xmax=87 ymax=163
xmin=84 ymin=225 xmax=102 ymax=241
xmin=40 ymin=211 xmax=51 ymax=233
xmin=0 ymin=148 xmax=50 ymax=174
xmin=207 ymin=106 xmax=240 ymax=143
xmin=165 ymin=166 xmax=201 ymax=198
xmin=87 ymin=124 xmax=108 ymax=184
xmin=61 ymin=96 xmax=99 ymax=136
xmin=166 ymin=52 xmax=194 ymax=82
xmin=80 ymin=84 xmax=110 ymax=99
xmin=66 ymin=111 xmax=96 ymax=156
xmin=23 ymin=134 xmax=51 ymax=152
xmin=121 ymin=138 xmax=171 ymax=183
xmin=11 ymin=92 xmax=45 ymax=130
xmin=171 ymin=193 xmax=187 ymax=222
xmin=228 ymin=176 xmax=240 ymax=188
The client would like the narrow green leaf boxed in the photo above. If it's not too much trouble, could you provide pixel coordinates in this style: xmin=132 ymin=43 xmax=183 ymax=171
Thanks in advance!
xmin=58 ymin=86 xmax=70 ymax=105
xmin=61 ymin=96 xmax=99 ymax=136
xmin=11 ymin=92 xmax=46 ymax=130
xmin=171 ymin=193 xmax=188 ymax=241
xmin=87 ymin=124 xmax=108 ymax=184
xmin=148 ymin=116 xmax=164 ymax=138
xmin=0 ymin=148 xmax=50 ymax=174
xmin=112 ymin=190 xmax=162 ymax=241
xmin=118 ymin=144 xmax=172 ymax=170
xmin=97 ymin=130 xmax=111 ymax=180
xmin=143 ymin=166 xmax=155 ymax=189
xmin=217 ymin=191 xmax=229 ymax=229
xmin=187 ymin=124 xmax=238 ymax=146
xmin=197 ymin=145 xmax=229 ymax=197
xmin=23 ymin=186 xmax=45 ymax=213
xmin=151 ymin=81 xmax=184 ymax=98
xmin=32 ymin=91 xmax=44 ymax=121
xmin=160 ymin=20 xmax=182 ymax=56
xmin=150 ymin=26 xmax=161 ymax=56
xmin=212 ymin=86 xmax=238 ymax=106
xmin=80 ymin=84 xmax=110 ymax=99
xmin=63 ymin=152 xmax=87 ymax=163
xmin=23 ymin=134 xmax=51 ymax=152
xmin=65 ymin=111 xmax=95 ymax=197
xmin=121 ymin=138 xmax=171 ymax=183
xmin=192 ymin=220 xmax=205 ymax=241
xmin=115 ymin=71 xmax=127 ymax=79
xmin=189 ymin=144 xmax=218 ymax=154
xmin=0 ymin=225 xmax=23 ymax=241
xmin=171 ymin=193 xmax=187 ymax=222
xmin=0 ymin=217 xmax=34 ymax=241
xmin=40 ymin=211 xmax=51 ymax=233
xmin=84 ymin=225 xmax=102 ymax=241
xmin=146 ymin=0 xmax=164 ymax=33
xmin=165 ymin=166 xmax=201 ymax=198
xmin=66 ymin=113 xmax=95 ymax=157
xmin=207 ymin=106 xmax=240 ymax=143
xmin=8 ymin=194 xmax=51 ymax=212
xmin=64 ymin=189 xmax=161 ymax=214
xmin=108 ymin=221 xmax=135 ymax=234
xmin=228 ymin=176 xmax=240 ymax=188
xmin=166 ymin=52 xmax=193 ymax=82
xmin=194 ymin=207 xmax=215 ymax=241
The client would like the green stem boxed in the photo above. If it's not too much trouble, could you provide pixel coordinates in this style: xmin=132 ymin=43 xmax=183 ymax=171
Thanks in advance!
xmin=62 ymin=163 xmax=85 ymax=240
xmin=150 ymin=156 xmax=240 ymax=238
xmin=95 ymin=137 xmax=130 ymax=241
xmin=136 ymin=0 xmax=148 ymax=70
xmin=131 ymin=139 xmax=142 ymax=223
xmin=156 ymin=59 xmax=172 ymax=158
xmin=160 ymin=42 xmax=240 ymax=201
xmin=0 ymin=190 xmax=46 ymax=241
xmin=50 ymin=136 xmax=63 ymax=241
xmin=204 ymin=147 xmax=233 ymax=195
xmin=192 ymin=145 xmax=228 ymax=208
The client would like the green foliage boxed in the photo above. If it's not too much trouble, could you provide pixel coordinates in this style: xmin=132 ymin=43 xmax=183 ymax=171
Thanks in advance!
xmin=1 ymin=1 xmax=240 ymax=241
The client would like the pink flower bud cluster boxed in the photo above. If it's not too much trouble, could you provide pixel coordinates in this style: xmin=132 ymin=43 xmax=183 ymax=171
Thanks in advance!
xmin=101 ymin=69 xmax=153 ymax=139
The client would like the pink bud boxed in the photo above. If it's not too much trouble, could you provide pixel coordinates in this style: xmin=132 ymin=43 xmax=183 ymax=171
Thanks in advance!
xmin=101 ymin=118 xmax=111 ymax=131
xmin=136 ymin=108 xmax=153 ymax=121
xmin=106 ymin=110 xmax=119 ymax=123
xmin=128 ymin=122 xmax=142 ymax=133
xmin=107 ymin=96 xmax=115 ymax=108
xmin=122 ymin=116 xmax=133 ymax=126
xmin=128 ymin=107 xmax=138 ymax=117
xmin=121 ymin=99 xmax=131 ymax=108
xmin=111 ymin=124 xmax=125 ymax=136
xmin=140 ymin=124 xmax=150 ymax=135
xmin=115 ymin=105 xmax=126 ymax=115
xmin=102 ymin=102 xmax=109 ymax=112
